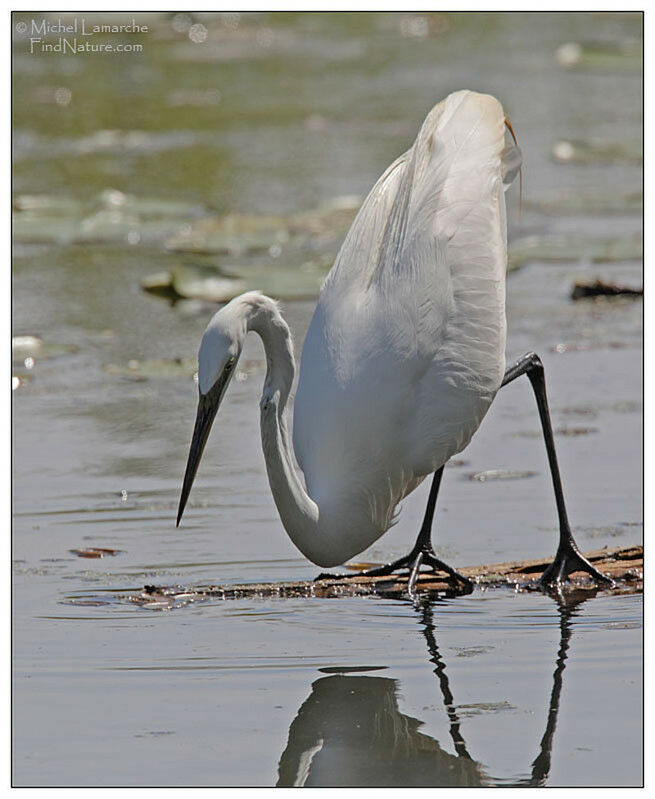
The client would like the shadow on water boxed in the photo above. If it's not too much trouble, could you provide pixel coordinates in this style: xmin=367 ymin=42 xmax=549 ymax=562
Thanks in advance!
xmin=276 ymin=593 xmax=589 ymax=787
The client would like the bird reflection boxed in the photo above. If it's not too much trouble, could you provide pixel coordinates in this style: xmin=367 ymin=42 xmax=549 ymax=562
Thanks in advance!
xmin=277 ymin=592 xmax=590 ymax=787
xmin=517 ymin=592 xmax=589 ymax=786
xmin=418 ymin=593 xmax=589 ymax=787
xmin=276 ymin=672 xmax=485 ymax=787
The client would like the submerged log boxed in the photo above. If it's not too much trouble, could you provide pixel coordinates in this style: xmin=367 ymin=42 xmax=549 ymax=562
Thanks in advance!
xmin=127 ymin=544 xmax=642 ymax=608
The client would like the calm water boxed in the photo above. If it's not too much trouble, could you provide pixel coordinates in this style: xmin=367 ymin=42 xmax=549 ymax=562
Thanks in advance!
xmin=12 ymin=11 xmax=642 ymax=787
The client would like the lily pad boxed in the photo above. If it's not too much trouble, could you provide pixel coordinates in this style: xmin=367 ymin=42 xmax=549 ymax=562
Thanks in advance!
xmin=72 ymin=128 xmax=206 ymax=156
xmin=76 ymin=208 xmax=142 ymax=244
xmin=103 ymin=357 xmax=197 ymax=380
xmin=164 ymin=197 xmax=361 ymax=256
xmin=12 ymin=189 xmax=207 ymax=247
xmin=170 ymin=264 xmax=248 ymax=302
xmin=12 ymin=213 xmax=80 ymax=246
xmin=290 ymin=195 xmax=360 ymax=240
xmin=165 ymin=212 xmax=291 ymax=255
xmin=96 ymin=189 xmax=205 ymax=219
xmin=12 ymin=335 xmax=78 ymax=365
xmin=467 ymin=470 xmax=538 ymax=482
xmin=555 ymin=40 xmax=642 ymax=72
xmin=508 ymin=234 xmax=642 ymax=270
xmin=142 ymin=260 xmax=330 ymax=303
xmin=12 ymin=195 xmax=83 ymax=215
xmin=12 ymin=335 xmax=43 ymax=360
xmin=139 ymin=270 xmax=181 ymax=300
xmin=524 ymin=191 xmax=642 ymax=217
xmin=552 ymin=138 xmax=642 ymax=164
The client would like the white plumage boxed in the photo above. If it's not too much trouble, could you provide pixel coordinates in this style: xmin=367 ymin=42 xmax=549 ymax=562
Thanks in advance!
xmin=293 ymin=90 xmax=516 ymax=561
xmin=179 ymin=90 xmax=521 ymax=569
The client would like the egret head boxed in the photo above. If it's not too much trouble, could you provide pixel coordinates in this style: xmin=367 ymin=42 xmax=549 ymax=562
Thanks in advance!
xmin=177 ymin=302 xmax=247 ymax=526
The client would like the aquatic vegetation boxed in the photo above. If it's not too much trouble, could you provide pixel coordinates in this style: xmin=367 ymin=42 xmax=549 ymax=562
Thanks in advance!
xmin=524 ymin=191 xmax=642 ymax=217
xmin=555 ymin=39 xmax=642 ymax=72
xmin=12 ymin=189 xmax=207 ymax=247
xmin=165 ymin=212 xmax=291 ymax=255
xmin=12 ymin=335 xmax=78 ymax=364
xmin=141 ymin=261 xmax=330 ymax=303
xmin=551 ymin=138 xmax=642 ymax=165
xmin=467 ymin=470 xmax=538 ymax=482
xmin=103 ymin=357 xmax=198 ymax=380
xmin=508 ymin=234 xmax=642 ymax=270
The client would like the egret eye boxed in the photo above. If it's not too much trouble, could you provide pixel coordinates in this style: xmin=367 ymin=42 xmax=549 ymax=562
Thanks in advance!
xmin=226 ymin=356 xmax=236 ymax=370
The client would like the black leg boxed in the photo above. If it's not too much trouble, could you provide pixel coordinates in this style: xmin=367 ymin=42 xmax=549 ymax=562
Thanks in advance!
xmin=502 ymin=352 xmax=613 ymax=588
xmin=315 ymin=465 xmax=474 ymax=597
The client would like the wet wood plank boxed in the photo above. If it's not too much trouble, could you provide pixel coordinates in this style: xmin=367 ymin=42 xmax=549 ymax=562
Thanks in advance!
xmin=127 ymin=544 xmax=642 ymax=607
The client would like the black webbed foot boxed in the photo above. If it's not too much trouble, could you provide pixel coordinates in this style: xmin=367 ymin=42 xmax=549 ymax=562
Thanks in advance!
xmin=539 ymin=541 xmax=614 ymax=589
xmin=314 ymin=545 xmax=473 ymax=599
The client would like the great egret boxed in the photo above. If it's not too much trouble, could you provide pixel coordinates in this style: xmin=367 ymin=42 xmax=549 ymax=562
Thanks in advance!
xmin=177 ymin=89 xmax=612 ymax=595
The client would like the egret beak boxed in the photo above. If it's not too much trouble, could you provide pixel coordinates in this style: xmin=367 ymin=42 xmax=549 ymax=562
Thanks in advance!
xmin=177 ymin=367 xmax=232 ymax=527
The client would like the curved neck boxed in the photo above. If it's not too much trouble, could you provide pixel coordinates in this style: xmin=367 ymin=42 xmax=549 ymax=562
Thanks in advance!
xmin=247 ymin=299 xmax=322 ymax=562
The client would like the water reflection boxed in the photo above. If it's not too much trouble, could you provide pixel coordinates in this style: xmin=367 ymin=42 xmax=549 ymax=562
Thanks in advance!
xmin=515 ymin=593 xmax=588 ymax=787
xmin=277 ymin=593 xmax=590 ymax=787
xmin=422 ymin=594 xmax=591 ymax=786
xmin=276 ymin=673 xmax=485 ymax=787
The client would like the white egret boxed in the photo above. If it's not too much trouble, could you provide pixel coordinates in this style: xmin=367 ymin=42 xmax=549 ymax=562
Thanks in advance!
xmin=177 ymin=89 xmax=612 ymax=594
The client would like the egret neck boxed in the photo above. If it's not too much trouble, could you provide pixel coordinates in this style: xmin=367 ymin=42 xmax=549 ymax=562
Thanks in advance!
xmin=247 ymin=298 xmax=322 ymax=562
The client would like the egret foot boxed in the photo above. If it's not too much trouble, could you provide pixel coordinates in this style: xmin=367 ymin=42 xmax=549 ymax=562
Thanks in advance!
xmin=539 ymin=540 xmax=615 ymax=589
xmin=315 ymin=544 xmax=474 ymax=598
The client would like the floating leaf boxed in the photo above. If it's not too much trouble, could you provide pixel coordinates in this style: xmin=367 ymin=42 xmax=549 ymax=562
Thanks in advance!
xmin=12 ymin=214 xmax=79 ymax=246
xmin=141 ymin=260 xmax=329 ymax=303
xmin=12 ymin=335 xmax=78 ymax=365
xmin=508 ymin=234 xmax=642 ymax=270
xmin=552 ymin=138 xmax=642 ymax=164
xmin=140 ymin=270 xmax=181 ymax=300
xmin=12 ymin=335 xmax=43 ymax=360
xmin=524 ymin=191 xmax=642 ymax=217
xmin=12 ymin=195 xmax=83 ymax=215
xmin=166 ymin=212 xmax=291 ymax=255
xmin=170 ymin=264 xmax=248 ymax=302
xmin=12 ymin=189 xmax=207 ymax=246
xmin=104 ymin=357 xmax=197 ymax=380
xmin=290 ymin=196 xmax=360 ymax=240
xmin=555 ymin=40 xmax=642 ymax=72
xmin=70 ymin=548 xmax=123 ymax=558
xmin=468 ymin=470 xmax=538 ymax=482
xmin=164 ymin=197 xmax=360 ymax=256
xmin=96 ymin=189 xmax=206 ymax=219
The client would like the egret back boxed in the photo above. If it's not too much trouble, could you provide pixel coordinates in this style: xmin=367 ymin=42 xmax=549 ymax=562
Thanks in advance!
xmin=294 ymin=90 xmax=519 ymax=548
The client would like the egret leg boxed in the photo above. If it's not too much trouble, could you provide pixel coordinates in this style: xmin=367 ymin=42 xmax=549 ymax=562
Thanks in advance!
xmin=501 ymin=352 xmax=614 ymax=588
xmin=315 ymin=466 xmax=474 ymax=594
